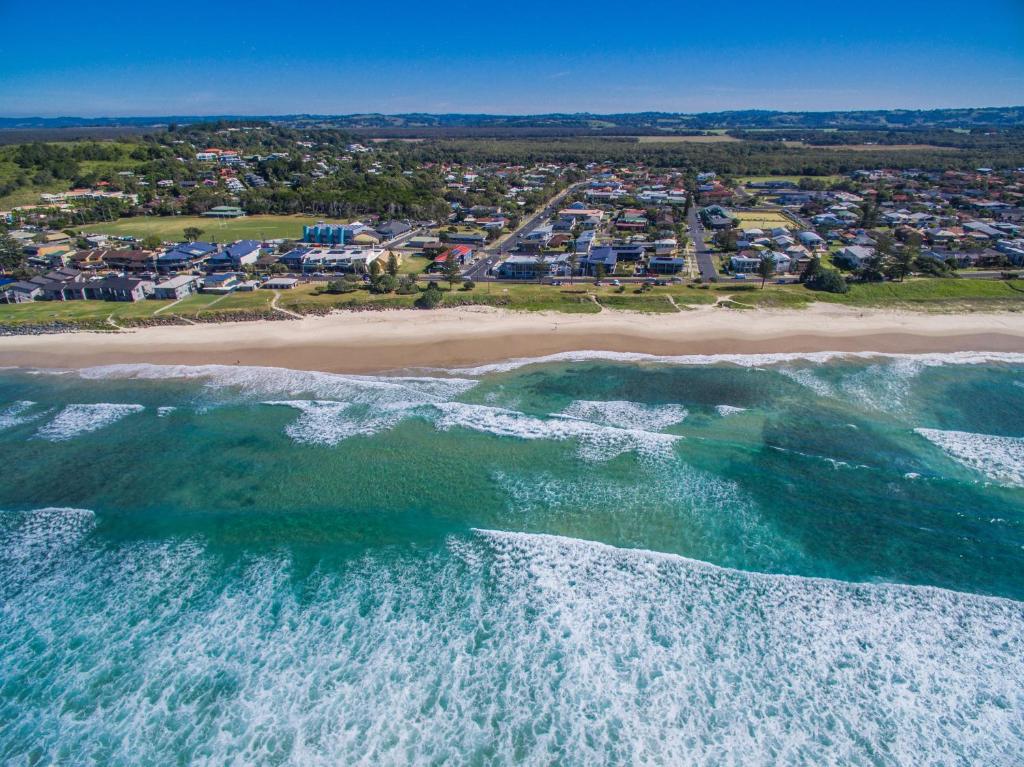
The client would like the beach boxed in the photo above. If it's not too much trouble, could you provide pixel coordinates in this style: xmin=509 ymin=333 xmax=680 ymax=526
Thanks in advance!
xmin=1 ymin=304 xmax=1024 ymax=373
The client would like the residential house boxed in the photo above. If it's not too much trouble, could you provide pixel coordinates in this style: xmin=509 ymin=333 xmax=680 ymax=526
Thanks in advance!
xmin=699 ymin=206 xmax=736 ymax=230
xmin=376 ymin=220 xmax=412 ymax=240
xmin=104 ymin=250 xmax=158 ymax=273
xmin=207 ymin=240 xmax=261 ymax=271
xmin=647 ymin=256 xmax=685 ymax=275
xmin=158 ymin=242 xmax=218 ymax=273
xmin=1 ymin=281 xmax=42 ymax=303
xmin=86 ymin=276 xmax=152 ymax=302
xmin=68 ymin=249 xmax=110 ymax=271
xmin=153 ymin=275 xmax=201 ymax=300
xmin=446 ymin=231 xmax=488 ymax=247
xmin=580 ymin=246 xmax=618 ymax=276
xmin=201 ymin=273 xmax=240 ymax=294
xmin=834 ymin=245 xmax=876 ymax=270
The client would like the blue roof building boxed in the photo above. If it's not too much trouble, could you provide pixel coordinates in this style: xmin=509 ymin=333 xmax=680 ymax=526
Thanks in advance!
xmin=207 ymin=240 xmax=261 ymax=270
xmin=157 ymin=241 xmax=218 ymax=273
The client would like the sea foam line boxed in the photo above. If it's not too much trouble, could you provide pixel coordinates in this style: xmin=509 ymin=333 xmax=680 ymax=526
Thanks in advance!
xmin=72 ymin=363 xmax=479 ymax=404
xmin=445 ymin=350 xmax=1024 ymax=375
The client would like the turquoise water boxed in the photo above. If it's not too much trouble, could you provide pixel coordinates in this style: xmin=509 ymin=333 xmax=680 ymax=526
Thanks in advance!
xmin=0 ymin=353 xmax=1022 ymax=765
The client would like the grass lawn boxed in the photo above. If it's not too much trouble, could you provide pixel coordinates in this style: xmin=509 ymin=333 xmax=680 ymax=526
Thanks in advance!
xmin=596 ymin=292 xmax=678 ymax=313
xmin=80 ymin=215 xmax=348 ymax=243
xmin=4 ymin=277 xmax=1024 ymax=328
xmin=733 ymin=211 xmax=795 ymax=229
xmin=0 ymin=297 xmax=172 ymax=327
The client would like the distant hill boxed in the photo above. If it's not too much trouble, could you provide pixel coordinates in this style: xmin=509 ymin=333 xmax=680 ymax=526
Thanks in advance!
xmin=2 ymin=107 xmax=1023 ymax=135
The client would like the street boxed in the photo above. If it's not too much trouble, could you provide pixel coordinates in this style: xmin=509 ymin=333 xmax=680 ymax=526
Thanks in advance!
xmin=687 ymin=206 xmax=719 ymax=281
xmin=461 ymin=181 xmax=586 ymax=280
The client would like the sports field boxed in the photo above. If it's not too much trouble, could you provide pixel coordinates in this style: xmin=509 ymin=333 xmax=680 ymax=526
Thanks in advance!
xmin=80 ymin=215 xmax=348 ymax=243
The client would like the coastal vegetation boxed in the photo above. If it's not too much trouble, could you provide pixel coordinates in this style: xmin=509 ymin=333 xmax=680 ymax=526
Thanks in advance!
xmin=3 ymin=278 xmax=1023 ymax=332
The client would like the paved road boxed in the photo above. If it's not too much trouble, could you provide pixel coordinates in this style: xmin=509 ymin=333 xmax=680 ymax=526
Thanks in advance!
xmin=687 ymin=206 xmax=719 ymax=281
xmin=462 ymin=182 xmax=586 ymax=280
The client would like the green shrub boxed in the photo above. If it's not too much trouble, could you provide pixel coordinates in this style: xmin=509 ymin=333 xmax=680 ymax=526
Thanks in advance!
xmin=806 ymin=269 xmax=849 ymax=294
xmin=415 ymin=285 xmax=443 ymax=309
xmin=369 ymin=274 xmax=398 ymax=294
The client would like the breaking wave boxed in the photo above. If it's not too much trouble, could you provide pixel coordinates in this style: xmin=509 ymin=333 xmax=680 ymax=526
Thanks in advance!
xmin=34 ymin=403 xmax=145 ymax=442
xmin=715 ymin=404 xmax=747 ymax=417
xmin=915 ymin=427 xmax=1024 ymax=487
xmin=1 ymin=526 xmax=1020 ymax=766
xmin=264 ymin=400 xmax=425 ymax=446
xmin=557 ymin=399 xmax=687 ymax=431
xmin=434 ymin=401 xmax=680 ymax=462
xmin=74 ymin=363 xmax=478 ymax=405
xmin=0 ymin=400 xmax=41 ymax=430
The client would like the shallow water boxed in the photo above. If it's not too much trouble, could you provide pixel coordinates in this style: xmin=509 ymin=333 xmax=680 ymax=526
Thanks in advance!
xmin=1 ymin=354 xmax=1022 ymax=765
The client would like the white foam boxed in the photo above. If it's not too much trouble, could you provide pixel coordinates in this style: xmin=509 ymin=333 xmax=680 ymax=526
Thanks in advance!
xmin=4 ymin=527 xmax=1019 ymax=765
xmin=915 ymin=428 xmax=1024 ymax=487
xmin=715 ymin=404 xmax=747 ymax=417
xmin=0 ymin=400 xmax=41 ymax=430
xmin=448 ymin=349 xmax=1024 ymax=375
xmin=35 ymin=403 xmax=145 ymax=442
xmin=557 ymin=399 xmax=687 ymax=431
xmin=75 ymin=363 xmax=478 ymax=405
xmin=0 ymin=507 xmax=96 ymax=580
xmin=434 ymin=401 xmax=680 ymax=462
xmin=156 ymin=406 xmax=176 ymax=417
xmin=264 ymin=400 xmax=422 ymax=446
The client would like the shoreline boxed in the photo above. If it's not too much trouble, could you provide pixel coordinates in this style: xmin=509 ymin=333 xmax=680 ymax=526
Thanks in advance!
xmin=1 ymin=305 xmax=1024 ymax=374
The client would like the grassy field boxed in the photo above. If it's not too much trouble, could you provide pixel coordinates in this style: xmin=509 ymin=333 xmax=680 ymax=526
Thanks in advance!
xmin=2 ymin=278 xmax=1023 ymax=329
xmin=80 ymin=215 xmax=348 ymax=243
xmin=0 ymin=142 xmax=149 ymax=211
xmin=733 ymin=211 xmax=796 ymax=229
xmin=635 ymin=135 xmax=742 ymax=144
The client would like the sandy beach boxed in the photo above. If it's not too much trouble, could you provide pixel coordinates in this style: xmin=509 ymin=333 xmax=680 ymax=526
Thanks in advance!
xmin=2 ymin=304 xmax=1024 ymax=374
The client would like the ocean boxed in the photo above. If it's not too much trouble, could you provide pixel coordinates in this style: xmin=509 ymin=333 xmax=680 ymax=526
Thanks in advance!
xmin=0 ymin=353 xmax=1022 ymax=765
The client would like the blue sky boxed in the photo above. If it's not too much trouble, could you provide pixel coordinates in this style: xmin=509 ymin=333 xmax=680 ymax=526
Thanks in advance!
xmin=1 ymin=0 xmax=1022 ymax=116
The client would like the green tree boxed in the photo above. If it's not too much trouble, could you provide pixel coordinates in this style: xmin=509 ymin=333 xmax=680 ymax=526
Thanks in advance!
xmin=568 ymin=252 xmax=578 ymax=285
xmin=594 ymin=263 xmax=606 ymax=282
xmin=756 ymin=252 xmax=775 ymax=289
xmin=858 ymin=253 xmax=887 ymax=282
xmin=799 ymin=255 xmax=822 ymax=284
xmin=386 ymin=251 xmax=400 ymax=277
xmin=442 ymin=252 xmax=461 ymax=289
xmin=0 ymin=232 xmax=23 ymax=273
xmin=369 ymin=258 xmax=383 ymax=278
xmin=183 ymin=226 xmax=204 ymax=242
xmin=886 ymin=248 xmax=914 ymax=282
xmin=141 ymin=234 xmax=163 ymax=251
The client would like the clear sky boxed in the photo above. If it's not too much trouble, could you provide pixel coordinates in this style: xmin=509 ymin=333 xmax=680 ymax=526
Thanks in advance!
xmin=1 ymin=0 xmax=1022 ymax=117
